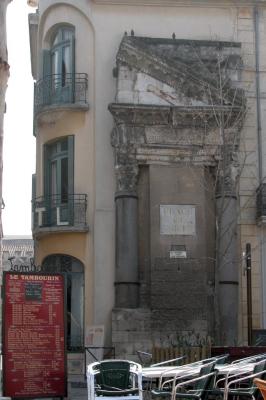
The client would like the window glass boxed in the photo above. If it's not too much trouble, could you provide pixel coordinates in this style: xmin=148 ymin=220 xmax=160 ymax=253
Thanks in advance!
xmin=63 ymin=29 xmax=73 ymax=41
xmin=61 ymin=138 xmax=68 ymax=151
xmin=51 ymin=161 xmax=57 ymax=198
xmin=51 ymin=50 xmax=60 ymax=76
xmin=52 ymin=31 xmax=60 ymax=46
xmin=48 ymin=141 xmax=68 ymax=201
xmin=62 ymin=46 xmax=71 ymax=86
xmin=50 ymin=27 xmax=74 ymax=90
xmin=49 ymin=142 xmax=56 ymax=157
xmin=63 ymin=46 xmax=70 ymax=74
xmin=44 ymin=136 xmax=74 ymax=225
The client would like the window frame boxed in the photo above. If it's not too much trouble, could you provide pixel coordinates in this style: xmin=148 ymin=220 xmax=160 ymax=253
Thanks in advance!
xmin=42 ymin=25 xmax=75 ymax=105
xmin=43 ymin=136 xmax=74 ymax=226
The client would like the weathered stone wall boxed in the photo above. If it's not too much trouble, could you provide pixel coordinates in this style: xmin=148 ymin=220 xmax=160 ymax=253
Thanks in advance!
xmin=112 ymin=308 xmax=152 ymax=360
xmin=148 ymin=165 xmax=215 ymax=339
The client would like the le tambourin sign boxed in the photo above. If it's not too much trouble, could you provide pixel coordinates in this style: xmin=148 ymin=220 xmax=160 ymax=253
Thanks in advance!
xmin=8 ymin=257 xmax=43 ymax=273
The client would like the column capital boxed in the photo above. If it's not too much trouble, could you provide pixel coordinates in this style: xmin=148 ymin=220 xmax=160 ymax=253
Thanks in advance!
xmin=111 ymin=124 xmax=139 ymax=192
xmin=215 ymin=147 xmax=239 ymax=199
xmin=115 ymin=158 xmax=138 ymax=192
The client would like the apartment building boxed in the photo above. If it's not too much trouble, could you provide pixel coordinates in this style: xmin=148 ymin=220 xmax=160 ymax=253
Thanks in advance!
xmin=28 ymin=0 xmax=266 ymax=362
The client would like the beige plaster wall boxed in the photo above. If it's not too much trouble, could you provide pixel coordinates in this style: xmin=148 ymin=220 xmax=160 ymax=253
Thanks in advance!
xmin=35 ymin=0 xmax=265 ymax=344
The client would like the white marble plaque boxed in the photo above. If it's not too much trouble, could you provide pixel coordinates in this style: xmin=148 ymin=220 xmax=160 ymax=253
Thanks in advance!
xmin=160 ymin=205 xmax=196 ymax=235
xmin=170 ymin=250 xmax=187 ymax=258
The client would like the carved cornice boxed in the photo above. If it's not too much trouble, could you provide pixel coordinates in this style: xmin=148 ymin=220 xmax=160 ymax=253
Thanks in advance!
xmin=109 ymin=103 xmax=170 ymax=126
xmin=110 ymin=104 xmax=242 ymax=171
xmin=109 ymin=103 xmax=244 ymax=131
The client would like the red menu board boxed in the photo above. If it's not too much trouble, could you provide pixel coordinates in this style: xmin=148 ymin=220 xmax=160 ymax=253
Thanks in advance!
xmin=3 ymin=272 xmax=67 ymax=398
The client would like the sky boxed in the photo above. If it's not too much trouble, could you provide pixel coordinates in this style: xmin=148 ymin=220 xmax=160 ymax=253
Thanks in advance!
xmin=3 ymin=1 xmax=36 ymax=237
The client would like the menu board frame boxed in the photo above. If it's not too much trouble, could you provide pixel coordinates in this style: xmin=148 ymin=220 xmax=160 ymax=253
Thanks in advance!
xmin=2 ymin=271 xmax=67 ymax=399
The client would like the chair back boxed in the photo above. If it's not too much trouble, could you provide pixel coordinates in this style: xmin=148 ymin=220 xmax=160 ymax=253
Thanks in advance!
xmin=236 ymin=359 xmax=266 ymax=398
xmin=215 ymin=354 xmax=229 ymax=365
xmin=96 ymin=360 xmax=131 ymax=390
xmin=192 ymin=362 xmax=216 ymax=394
xmin=249 ymin=360 xmax=266 ymax=393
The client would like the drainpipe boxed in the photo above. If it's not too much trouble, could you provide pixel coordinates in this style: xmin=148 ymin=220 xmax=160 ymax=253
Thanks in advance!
xmin=254 ymin=5 xmax=262 ymax=183
xmin=246 ymin=243 xmax=252 ymax=345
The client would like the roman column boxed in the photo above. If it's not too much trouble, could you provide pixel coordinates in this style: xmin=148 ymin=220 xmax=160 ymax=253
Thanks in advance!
xmin=112 ymin=124 xmax=139 ymax=308
xmin=215 ymin=146 xmax=239 ymax=345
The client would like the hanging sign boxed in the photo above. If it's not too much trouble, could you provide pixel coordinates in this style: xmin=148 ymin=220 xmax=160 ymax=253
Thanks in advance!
xmin=3 ymin=272 xmax=67 ymax=398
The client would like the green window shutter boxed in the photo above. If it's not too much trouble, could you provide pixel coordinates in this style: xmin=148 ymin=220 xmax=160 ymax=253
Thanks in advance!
xmin=42 ymin=50 xmax=51 ymax=105
xmin=43 ymin=143 xmax=49 ymax=198
xmin=71 ymin=36 xmax=75 ymax=75
xmin=32 ymin=173 xmax=36 ymax=210
xmin=68 ymin=135 xmax=74 ymax=195
xmin=67 ymin=135 xmax=74 ymax=225
xmin=42 ymin=49 xmax=51 ymax=78
xmin=32 ymin=173 xmax=36 ymax=230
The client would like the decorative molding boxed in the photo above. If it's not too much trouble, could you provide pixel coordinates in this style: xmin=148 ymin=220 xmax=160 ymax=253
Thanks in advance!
xmin=115 ymin=154 xmax=139 ymax=192
xmin=109 ymin=103 xmax=243 ymax=169
xmin=111 ymin=125 xmax=139 ymax=192
xmin=215 ymin=147 xmax=239 ymax=198
xmin=109 ymin=103 xmax=170 ymax=125
xmin=109 ymin=103 xmax=244 ymax=131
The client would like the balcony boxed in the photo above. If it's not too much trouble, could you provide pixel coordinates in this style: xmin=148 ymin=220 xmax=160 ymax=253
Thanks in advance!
xmin=34 ymin=73 xmax=89 ymax=117
xmin=256 ymin=183 xmax=266 ymax=224
xmin=32 ymin=194 xmax=88 ymax=236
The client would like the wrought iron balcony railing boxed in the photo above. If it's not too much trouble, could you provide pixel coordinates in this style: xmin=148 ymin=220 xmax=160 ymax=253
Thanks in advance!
xmin=32 ymin=194 xmax=87 ymax=230
xmin=257 ymin=184 xmax=266 ymax=221
xmin=34 ymin=73 xmax=88 ymax=115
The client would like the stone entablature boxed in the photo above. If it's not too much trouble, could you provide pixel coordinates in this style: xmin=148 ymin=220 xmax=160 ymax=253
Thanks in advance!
xmin=109 ymin=104 xmax=242 ymax=178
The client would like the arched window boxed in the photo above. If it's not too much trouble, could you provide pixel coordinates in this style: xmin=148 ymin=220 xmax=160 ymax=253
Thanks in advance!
xmin=42 ymin=26 xmax=75 ymax=104
xmin=51 ymin=27 xmax=74 ymax=87
xmin=42 ymin=254 xmax=84 ymax=352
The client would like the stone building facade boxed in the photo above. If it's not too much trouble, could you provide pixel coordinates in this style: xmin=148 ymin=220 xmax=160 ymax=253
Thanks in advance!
xmin=28 ymin=0 xmax=266 ymax=361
